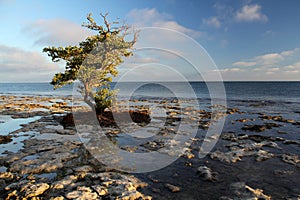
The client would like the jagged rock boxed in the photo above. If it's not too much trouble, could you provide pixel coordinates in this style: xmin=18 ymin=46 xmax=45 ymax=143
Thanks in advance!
xmin=221 ymin=182 xmax=271 ymax=200
xmin=282 ymin=154 xmax=300 ymax=165
xmin=52 ymin=175 xmax=78 ymax=189
xmin=21 ymin=182 xmax=50 ymax=198
xmin=210 ymin=141 xmax=276 ymax=163
xmin=256 ymin=150 xmax=274 ymax=162
xmin=66 ymin=186 xmax=99 ymax=200
xmin=0 ymin=172 xmax=15 ymax=180
xmin=91 ymin=185 xmax=108 ymax=196
xmin=5 ymin=180 xmax=30 ymax=191
xmin=210 ymin=150 xmax=243 ymax=163
xmin=86 ymin=172 xmax=151 ymax=199
xmin=6 ymin=139 xmax=81 ymax=174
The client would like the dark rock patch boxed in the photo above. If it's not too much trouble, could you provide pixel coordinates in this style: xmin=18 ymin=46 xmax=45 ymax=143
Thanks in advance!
xmin=0 ymin=135 xmax=12 ymax=144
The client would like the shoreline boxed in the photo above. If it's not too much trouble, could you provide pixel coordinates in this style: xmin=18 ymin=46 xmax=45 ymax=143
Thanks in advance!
xmin=0 ymin=94 xmax=299 ymax=199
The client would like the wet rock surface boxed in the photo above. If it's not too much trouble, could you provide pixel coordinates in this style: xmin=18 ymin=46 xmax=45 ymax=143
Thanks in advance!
xmin=220 ymin=182 xmax=271 ymax=200
xmin=0 ymin=95 xmax=300 ymax=199
xmin=0 ymin=135 xmax=12 ymax=144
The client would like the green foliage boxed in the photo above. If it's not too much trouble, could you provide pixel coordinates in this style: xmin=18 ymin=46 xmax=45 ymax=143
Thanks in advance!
xmin=43 ymin=13 xmax=137 ymax=113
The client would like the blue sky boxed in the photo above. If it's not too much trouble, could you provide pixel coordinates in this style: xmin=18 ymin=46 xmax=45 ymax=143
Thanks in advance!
xmin=1 ymin=0 xmax=300 ymax=82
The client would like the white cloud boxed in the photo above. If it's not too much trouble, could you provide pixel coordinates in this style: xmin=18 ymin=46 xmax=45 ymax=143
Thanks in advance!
xmin=232 ymin=61 xmax=256 ymax=67
xmin=127 ymin=8 xmax=202 ymax=37
xmin=235 ymin=4 xmax=268 ymax=22
xmin=202 ymin=16 xmax=221 ymax=28
xmin=123 ymin=54 xmax=159 ymax=67
xmin=23 ymin=18 xmax=92 ymax=46
xmin=255 ymin=53 xmax=284 ymax=65
xmin=0 ymin=44 xmax=61 ymax=82
xmin=219 ymin=48 xmax=300 ymax=81
xmin=268 ymin=67 xmax=280 ymax=72
xmin=283 ymin=61 xmax=300 ymax=70
xmin=222 ymin=68 xmax=244 ymax=72
xmin=281 ymin=50 xmax=295 ymax=56
xmin=127 ymin=8 xmax=172 ymax=26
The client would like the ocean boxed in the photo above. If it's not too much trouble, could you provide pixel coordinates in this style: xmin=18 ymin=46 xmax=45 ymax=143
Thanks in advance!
xmin=0 ymin=82 xmax=299 ymax=102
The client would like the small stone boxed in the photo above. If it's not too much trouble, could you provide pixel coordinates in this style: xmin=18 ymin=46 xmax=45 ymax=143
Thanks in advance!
xmin=277 ymin=130 xmax=287 ymax=134
xmin=152 ymin=188 xmax=161 ymax=193
xmin=165 ymin=183 xmax=180 ymax=193
xmin=197 ymin=166 xmax=218 ymax=181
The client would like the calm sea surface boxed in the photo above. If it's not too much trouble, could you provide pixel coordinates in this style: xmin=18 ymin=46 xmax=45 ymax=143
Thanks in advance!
xmin=0 ymin=82 xmax=299 ymax=103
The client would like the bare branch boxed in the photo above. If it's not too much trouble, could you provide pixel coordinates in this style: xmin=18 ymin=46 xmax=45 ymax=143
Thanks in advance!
xmin=100 ymin=12 xmax=110 ymax=32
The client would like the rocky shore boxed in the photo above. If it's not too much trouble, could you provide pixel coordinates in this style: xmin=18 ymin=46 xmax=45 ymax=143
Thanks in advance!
xmin=0 ymin=95 xmax=299 ymax=199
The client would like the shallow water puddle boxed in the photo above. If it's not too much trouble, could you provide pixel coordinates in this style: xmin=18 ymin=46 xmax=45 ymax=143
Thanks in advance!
xmin=0 ymin=115 xmax=40 ymax=135
xmin=0 ymin=115 xmax=41 ymax=155
xmin=0 ymin=131 xmax=38 ymax=154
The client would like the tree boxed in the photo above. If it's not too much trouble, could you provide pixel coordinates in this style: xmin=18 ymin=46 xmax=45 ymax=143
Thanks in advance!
xmin=43 ymin=13 xmax=138 ymax=113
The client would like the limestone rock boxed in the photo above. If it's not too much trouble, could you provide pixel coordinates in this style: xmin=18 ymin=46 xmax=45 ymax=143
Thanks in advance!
xmin=197 ymin=166 xmax=218 ymax=181
xmin=66 ymin=186 xmax=98 ymax=200
xmin=21 ymin=183 xmax=50 ymax=198
xmin=165 ymin=183 xmax=180 ymax=193
xmin=222 ymin=182 xmax=271 ymax=200
xmin=282 ymin=154 xmax=300 ymax=165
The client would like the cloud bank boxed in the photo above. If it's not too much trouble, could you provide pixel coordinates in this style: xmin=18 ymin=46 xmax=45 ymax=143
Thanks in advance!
xmin=0 ymin=44 xmax=61 ymax=82
xmin=23 ymin=18 xmax=92 ymax=46
xmin=220 ymin=48 xmax=300 ymax=81
xmin=127 ymin=8 xmax=202 ymax=38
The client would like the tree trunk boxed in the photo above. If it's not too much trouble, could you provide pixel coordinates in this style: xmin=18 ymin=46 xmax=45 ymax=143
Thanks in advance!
xmin=83 ymin=82 xmax=95 ymax=111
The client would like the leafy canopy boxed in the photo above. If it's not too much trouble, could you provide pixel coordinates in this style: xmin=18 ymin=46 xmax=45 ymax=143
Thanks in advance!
xmin=43 ymin=13 xmax=138 ymax=112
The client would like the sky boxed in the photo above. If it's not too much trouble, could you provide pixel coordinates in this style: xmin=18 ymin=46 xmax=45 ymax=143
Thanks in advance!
xmin=1 ymin=0 xmax=300 ymax=82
